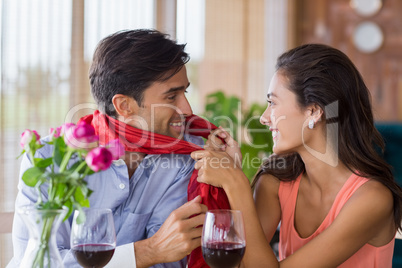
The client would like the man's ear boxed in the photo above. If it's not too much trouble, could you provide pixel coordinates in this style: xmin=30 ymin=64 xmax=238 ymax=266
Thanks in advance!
xmin=306 ymin=103 xmax=324 ymax=124
xmin=112 ymin=94 xmax=138 ymax=117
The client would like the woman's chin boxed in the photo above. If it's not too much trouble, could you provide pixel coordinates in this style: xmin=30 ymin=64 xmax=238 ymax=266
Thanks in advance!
xmin=272 ymin=146 xmax=294 ymax=156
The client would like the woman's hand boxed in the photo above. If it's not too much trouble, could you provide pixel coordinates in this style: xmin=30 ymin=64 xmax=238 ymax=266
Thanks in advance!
xmin=191 ymin=150 xmax=248 ymax=190
xmin=204 ymin=127 xmax=242 ymax=168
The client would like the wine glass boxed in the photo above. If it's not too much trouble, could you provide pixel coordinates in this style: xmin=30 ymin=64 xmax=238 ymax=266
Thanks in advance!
xmin=202 ymin=210 xmax=246 ymax=268
xmin=71 ymin=208 xmax=116 ymax=268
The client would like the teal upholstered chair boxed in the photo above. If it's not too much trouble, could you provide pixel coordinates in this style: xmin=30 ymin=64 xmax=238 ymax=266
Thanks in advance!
xmin=375 ymin=123 xmax=402 ymax=267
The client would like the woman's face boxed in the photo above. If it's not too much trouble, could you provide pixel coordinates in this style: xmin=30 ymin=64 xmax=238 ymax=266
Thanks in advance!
xmin=260 ymin=72 xmax=310 ymax=155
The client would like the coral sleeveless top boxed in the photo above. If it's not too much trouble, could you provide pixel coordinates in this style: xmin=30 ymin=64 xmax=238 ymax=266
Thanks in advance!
xmin=278 ymin=173 xmax=395 ymax=267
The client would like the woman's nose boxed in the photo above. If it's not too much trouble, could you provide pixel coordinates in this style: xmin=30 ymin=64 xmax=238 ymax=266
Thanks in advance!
xmin=260 ymin=115 xmax=269 ymax=126
xmin=260 ymin=108 xmax=271 ymax=126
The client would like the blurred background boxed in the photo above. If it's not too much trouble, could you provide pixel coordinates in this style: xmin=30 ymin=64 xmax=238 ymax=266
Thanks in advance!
xmin=1 ymin=0 xmax=401 ymax=265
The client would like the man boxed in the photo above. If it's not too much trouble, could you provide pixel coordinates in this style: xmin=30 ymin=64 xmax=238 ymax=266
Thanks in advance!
xmin=9 ymin=29 xmax=211 ymax=267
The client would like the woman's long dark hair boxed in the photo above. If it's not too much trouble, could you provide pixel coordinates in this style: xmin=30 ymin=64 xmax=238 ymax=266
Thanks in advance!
xmin=252 ymin=44 xmax=402 ymax=229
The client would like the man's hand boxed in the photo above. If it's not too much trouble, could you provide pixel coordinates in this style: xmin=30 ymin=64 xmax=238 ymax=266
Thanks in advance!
xmin=135 ymin=195 xmax=208 ymax=267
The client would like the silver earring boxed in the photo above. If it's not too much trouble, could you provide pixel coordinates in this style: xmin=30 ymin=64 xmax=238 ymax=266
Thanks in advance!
xmin=308 ymin=119 xmax=314 ymax=129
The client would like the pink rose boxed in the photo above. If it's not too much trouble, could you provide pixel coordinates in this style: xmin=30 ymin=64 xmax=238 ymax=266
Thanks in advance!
xmin=73 ymin=121 xmax=97 ymax=141
xmin=20 ymin=129 xmax=41 ymax=150
xmin=85 ymin=147 xmax=113 ymax=172
xmin=106 ymin=139 xmax=125 ymax=160
xmin=60 ymin=123 xmax=75 ymax=135
xmin=49 ymin=127 xmax=62 ymax=138
xmin=64 ymin=121 xmax=98 ymax=149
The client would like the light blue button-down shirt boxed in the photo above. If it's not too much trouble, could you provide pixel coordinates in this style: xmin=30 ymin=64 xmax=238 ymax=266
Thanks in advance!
xmin=8 ymin=134 xmax=203 ymax=268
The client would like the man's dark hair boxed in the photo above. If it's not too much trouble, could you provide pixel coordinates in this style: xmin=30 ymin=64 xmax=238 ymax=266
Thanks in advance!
xmin=89 ymin=29 xmax=190 ymax=116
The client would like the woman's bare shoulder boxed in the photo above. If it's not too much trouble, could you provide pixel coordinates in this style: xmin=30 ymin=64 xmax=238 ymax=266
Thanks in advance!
xmin=351 ymin=179 xmax=394 ymax=209
xmin=331 ymin=178 xmax=395 ymax=246
xmin=351 ymin=179 xmax=394 ymax=228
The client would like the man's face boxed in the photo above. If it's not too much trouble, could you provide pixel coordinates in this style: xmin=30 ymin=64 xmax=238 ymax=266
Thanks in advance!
xmin=128 ymin=66 xmax=193 ymax=139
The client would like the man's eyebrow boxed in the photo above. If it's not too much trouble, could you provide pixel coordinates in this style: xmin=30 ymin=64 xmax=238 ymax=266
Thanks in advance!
xmin=163 ymin=82 xmax=191 ymax=95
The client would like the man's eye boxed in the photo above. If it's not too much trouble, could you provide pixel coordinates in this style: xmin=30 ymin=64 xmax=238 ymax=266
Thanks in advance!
xmin=167 ymin=95 xmax=177 ymax=100
xmin=267 ymin=100 xmax=273 ymax=107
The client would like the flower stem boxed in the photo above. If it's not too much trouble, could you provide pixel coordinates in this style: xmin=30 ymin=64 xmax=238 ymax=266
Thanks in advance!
xmin=61 ymin=186 xmax=77 ymax=205
xmin=59 ymin=149 xmax=74 ymax=173
xmin=32 ymin=215 xmax=56 ymax=268
xmin=74 ymin=161 xmax=87 ymax=174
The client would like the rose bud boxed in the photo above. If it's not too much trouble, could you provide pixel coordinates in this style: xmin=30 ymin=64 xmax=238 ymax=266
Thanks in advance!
xmin=85 ymin=147 xmax=113 ymax=172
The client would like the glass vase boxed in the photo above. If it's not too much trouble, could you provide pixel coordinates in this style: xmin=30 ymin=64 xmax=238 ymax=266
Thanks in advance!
xmin=18 ymin=205 xmax=68 ymax=268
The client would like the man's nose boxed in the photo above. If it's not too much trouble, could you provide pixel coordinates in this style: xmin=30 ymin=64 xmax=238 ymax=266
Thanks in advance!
xmin=177 ymin=95 xmax=193 ymax=116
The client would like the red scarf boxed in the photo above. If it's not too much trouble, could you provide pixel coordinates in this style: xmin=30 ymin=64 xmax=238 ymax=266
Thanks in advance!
xmin=80 ymin=110 xmax=230 ymax=268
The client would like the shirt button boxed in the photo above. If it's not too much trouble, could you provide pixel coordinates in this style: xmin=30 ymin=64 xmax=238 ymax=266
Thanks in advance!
xmin=119 ymin=183 xmax=125 ymax=189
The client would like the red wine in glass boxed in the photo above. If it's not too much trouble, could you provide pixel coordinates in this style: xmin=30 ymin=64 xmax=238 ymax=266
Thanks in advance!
xmin=72 ymin=244 xmax=115 ymax=268
xmin=71 ymin=208 xmax=116 ymax=268
xmin=202 ymin=210 xmax=246 ymax=268
xmin=202 ymin=241 xmax=246 ymax=268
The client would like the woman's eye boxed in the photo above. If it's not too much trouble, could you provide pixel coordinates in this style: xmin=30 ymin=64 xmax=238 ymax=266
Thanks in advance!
xmin=267 ymin=100 xmax=274 ymax=107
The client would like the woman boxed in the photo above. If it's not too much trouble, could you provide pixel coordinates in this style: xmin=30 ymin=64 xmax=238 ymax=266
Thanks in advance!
xmin=192 ymin=44 xmax=402 ymax=267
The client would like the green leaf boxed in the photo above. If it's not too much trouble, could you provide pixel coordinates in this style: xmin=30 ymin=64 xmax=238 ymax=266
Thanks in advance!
xmin=79 ymin=184 xmax=88 ymax=196
xmin=77 ymin=183 xmax=92 ymax=202
xmin=74 ymin=187 xmax=90 ymax=207
xmin=54 ymin=137 xmax=67 ymax=166
xmin=87 ymin=188 xmax=93 ymax=199
xmin=75 ymin=207 xmax=86 ymax=225
xmin=55 ymin=183 xmax=67 ymax=201
xmin=34 ymin=157 xmax=53 ymax=168
xmin=22 ymin=167 xmax=45 ymax=187
xmin=63 ymin=199 xmax=73 ymax=221
xmin=49 ymin=173 xmax=70 ymax=185
xmin=39 ymin=201 xmax=61 ymax=211
xmin=240 ymin=144 xmax=262 ymax=181
xmin=16 ymin=149 xmax=26 ymax=159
